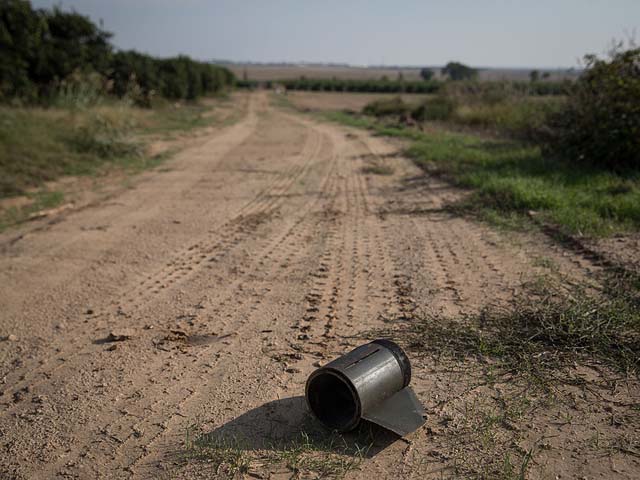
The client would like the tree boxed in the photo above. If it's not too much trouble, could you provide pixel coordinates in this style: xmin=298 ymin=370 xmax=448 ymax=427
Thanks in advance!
xmin=419 ymin=68 xmax=433 ymax=81
xmin=36 ymin=7 xmax=113 ymax=85
xmin=0 ymin=0 xmax=47 ymax=99
xmin=442 ymin=61 xmax=477 ymax=81
xmin=529 ymin=69 xmax=540 ymax=82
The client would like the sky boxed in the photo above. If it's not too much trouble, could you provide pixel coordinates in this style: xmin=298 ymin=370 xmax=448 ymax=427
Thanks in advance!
xmin=32 ymin=0 xmax=639 ymax=69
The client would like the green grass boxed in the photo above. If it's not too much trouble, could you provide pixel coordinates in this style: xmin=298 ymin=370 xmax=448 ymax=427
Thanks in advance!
xmin=406 ymin=132 xmax=640 ymax=236
xmin=323 ymin=110 xmax=640 ymax=237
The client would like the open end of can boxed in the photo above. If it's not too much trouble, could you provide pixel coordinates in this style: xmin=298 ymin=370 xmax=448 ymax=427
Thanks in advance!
xmin=306 ymin=369 xmax=360 ymax=432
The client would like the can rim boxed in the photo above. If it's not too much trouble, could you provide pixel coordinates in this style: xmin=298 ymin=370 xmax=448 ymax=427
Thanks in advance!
xmin=371 ymin=338 xmax=412 ymax=388
xmin=305 ymin=367 xmax=362 ymax=432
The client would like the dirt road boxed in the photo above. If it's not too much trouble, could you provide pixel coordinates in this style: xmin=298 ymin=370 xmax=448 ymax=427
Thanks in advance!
xmin=1 ymin=92 xmax=638 ymax=479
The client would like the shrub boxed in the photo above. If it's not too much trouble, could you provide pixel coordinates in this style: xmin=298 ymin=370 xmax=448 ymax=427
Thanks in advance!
xmin=70 ymin=112 xmax=141 ymax=158
xmin=546 ymin=47 xmax=640 ymax=170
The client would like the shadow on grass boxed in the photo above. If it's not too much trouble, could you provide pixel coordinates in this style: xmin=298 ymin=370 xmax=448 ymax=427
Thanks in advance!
xmin=180 ymin=396 xmax=400 ymax=478
xmin=190 ymin=396 xmax=398 ymax=459
xmin=383 ymin=282 xmax=640 ymax=381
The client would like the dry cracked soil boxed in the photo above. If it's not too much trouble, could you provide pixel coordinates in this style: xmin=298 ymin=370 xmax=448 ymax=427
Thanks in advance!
xmin=0 ymin=92 xmax=638 ymax=479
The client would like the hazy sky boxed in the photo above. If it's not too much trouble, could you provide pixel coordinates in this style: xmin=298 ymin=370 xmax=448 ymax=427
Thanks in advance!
xmin=32 ymin=0 xmax=639 ymax=68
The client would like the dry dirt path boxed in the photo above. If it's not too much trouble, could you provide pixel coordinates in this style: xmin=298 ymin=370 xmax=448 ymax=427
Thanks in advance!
xmin=0 ymin=92 xmax=638 ymax=479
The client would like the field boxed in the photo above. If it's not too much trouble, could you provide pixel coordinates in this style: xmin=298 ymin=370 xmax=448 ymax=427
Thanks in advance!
xmin=0 ymin=90 xmax=638 ymax=480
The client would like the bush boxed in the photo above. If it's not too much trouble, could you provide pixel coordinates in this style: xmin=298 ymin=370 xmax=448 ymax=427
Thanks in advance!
xmin=546 ymin=47 xmax=640 ymax=170
xmin=70 ymin=111 xmax=141 ymax=158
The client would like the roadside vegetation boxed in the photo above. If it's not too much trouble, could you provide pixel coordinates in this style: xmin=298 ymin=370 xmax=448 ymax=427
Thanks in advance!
xmin=0 ymin=0 xmax=236 ymax=231
xmin=0 ymin=99 xmax=222 ymax=231
xmin=320 ymin=47 xmax=640 ymax=238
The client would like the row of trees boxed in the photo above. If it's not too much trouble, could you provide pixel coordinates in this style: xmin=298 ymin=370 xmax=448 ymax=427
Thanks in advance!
xmin=0 ymin=0 xmax=234 ymax=103
xmin=277 ymin=78 xmax=441 ymax=94
xmin=238 ymin=77 xmax=568 ymax=96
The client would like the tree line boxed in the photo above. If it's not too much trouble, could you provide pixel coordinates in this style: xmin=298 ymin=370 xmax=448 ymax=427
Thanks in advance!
xmin=0 ymin=0 xmax=235 ymax=104
xmin=238 ymin=77 xmax=569 ymax=96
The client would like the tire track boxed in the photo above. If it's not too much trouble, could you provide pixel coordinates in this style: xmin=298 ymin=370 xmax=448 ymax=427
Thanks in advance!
xmin=0 ymin=115 xmax=323 ymax=414
xmin=34 ymin=118 xmax=339 ymax=479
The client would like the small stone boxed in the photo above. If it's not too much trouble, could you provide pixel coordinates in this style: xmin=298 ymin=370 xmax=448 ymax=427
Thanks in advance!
xmin=285 ymin=367 xmax=301 ymax=374
xmin=7 ymin=334 xmax=18 ymax=342
xmin=106 ymin=329 xmax=135 ymax=342
xmin=86 ymin=309 xmax=94 ymax=315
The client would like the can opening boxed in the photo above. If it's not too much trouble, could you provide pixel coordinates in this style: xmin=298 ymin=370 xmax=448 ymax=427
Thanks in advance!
xmin=306 ymin=371 xmax=359 ymax=431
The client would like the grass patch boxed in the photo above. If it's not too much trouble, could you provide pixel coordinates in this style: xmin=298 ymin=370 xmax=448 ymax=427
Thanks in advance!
xmin=135 ymin=101 xmax=216 ymax=134
xmin=0 ymin=190 xmax=65 ymax=232
xmin=399 ymin=276 xmax=639 ymax=380
xmin=183 ymin=429 xmax=366 ymax=479
xmin=405 ymin=132 xmax=640 ymax=236
xmin=0 ymin=101 xmax=218 ymax=200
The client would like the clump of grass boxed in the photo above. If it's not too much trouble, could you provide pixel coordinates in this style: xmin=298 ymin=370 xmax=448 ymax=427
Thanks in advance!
xmin=69 ymin=111 xmax=142 ymax=159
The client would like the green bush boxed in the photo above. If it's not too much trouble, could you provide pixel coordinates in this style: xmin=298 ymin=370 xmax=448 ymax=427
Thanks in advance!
xmin=546 ymin=47 xmax=640 ymax=170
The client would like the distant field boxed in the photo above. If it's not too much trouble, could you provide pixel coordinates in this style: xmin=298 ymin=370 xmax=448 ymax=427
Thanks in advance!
xmin=285 ymin=91 xmax=432 ymax=112
xmin=226 ymin=64 xmax=580 ymax=82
